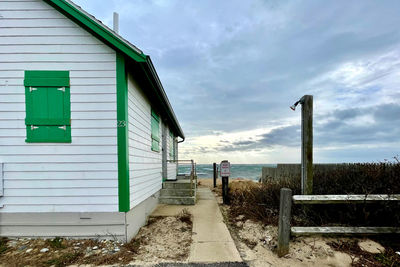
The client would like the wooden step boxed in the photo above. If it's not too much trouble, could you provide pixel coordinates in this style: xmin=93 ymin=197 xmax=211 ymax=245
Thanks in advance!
xmin=160 ymin=188 xmax=196 ymax=197
xmin=159 ymin=196 xmax=196 ymax=205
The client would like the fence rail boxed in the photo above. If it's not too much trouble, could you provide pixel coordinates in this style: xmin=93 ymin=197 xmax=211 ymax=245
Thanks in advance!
xmin=277 ymin=188 xmax=400 ymax=257
xmin=293 ymin=194 xmax=400 ymax=204
xmin=291 ymin=226 xmax=400 ymax=236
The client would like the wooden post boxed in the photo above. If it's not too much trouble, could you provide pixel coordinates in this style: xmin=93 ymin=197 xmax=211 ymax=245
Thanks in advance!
xmin=222 ymin=176 xmax=229 ymax=204
xmin=277 ymin=188 xmax=292 ymax=257
xmin=301 ymin=95 xmax=313 ymax=195
xmin=213 ymin=163 xmax=217 ymax=188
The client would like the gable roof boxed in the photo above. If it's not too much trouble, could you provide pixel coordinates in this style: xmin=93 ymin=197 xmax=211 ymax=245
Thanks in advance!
xmin=43 ymin=0 xmax=184 ymax=139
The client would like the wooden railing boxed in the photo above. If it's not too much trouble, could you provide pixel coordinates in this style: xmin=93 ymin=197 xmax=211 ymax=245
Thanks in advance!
xmin=168 ymin=159 xmax=197 ymax=196
xmin=277 ymin=188 xmax=400 ymax=257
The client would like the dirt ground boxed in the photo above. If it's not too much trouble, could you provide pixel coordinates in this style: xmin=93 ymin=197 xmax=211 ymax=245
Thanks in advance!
xmin=199 ymin=178 xmax=394 ymax=267
xmin=0 ymin=210 xmax=192 ymax=267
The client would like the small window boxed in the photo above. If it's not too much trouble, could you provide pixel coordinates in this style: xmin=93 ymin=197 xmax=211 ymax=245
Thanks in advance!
xmin=151 ymin=110 xmax=160 ymax=152
xmin=24 ymin=70 xmax=71 ymax=143
xmin=169 ymin=131 xmax=175 ymax=160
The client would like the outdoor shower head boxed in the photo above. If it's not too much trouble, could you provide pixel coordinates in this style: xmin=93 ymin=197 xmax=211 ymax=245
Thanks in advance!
xmin=290 ymin=100 xmax=300 ymax=111
xmin=290 ymin=96 xmax=305 ymax=111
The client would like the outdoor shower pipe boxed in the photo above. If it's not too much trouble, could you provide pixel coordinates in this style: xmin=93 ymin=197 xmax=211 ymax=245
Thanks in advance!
xmin=290 ymin=96 xmax=306 ymax=111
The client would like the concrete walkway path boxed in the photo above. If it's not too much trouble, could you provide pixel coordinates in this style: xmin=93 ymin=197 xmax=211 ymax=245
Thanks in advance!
xmin=151 ymin=187 xmax=242 ymax=264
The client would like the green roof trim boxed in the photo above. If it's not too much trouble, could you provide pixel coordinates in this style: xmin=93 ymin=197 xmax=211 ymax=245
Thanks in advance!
xmin=43 ymin=0 xmax=147 ymax=63
xmin=43 ymin=0 xmax=185 ymax=140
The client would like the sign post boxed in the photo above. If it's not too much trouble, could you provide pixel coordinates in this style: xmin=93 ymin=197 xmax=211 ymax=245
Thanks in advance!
xmin=220 ymin=160 xmax=230 ymax=204
xmin=213 ymin=163 xmax=217 ymax=188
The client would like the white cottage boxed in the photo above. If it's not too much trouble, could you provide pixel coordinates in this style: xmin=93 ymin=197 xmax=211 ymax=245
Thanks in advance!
xmin=0 ymin=0 xmax=184 ymax=242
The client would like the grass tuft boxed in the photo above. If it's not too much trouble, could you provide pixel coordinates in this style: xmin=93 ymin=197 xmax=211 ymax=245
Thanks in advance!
xmin=0 ymin=238 xmax=9 ymax=255
xmin=45 ymin=237 xmax=66 ymax=249
xmin=178 ymin=209 xmax=192 ymax=225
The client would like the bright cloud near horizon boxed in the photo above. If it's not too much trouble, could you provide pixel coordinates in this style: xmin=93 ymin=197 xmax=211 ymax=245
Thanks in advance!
xmin=74 ymin=0 xmax=400 ymax=164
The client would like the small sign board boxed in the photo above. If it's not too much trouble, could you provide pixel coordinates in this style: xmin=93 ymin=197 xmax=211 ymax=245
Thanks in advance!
xmin=220 ymin=160 xmax=230 ymax=177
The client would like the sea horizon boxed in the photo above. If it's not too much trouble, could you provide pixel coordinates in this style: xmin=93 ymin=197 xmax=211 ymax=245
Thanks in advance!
xmin=178 ymin=163 xmax=277 ymax=181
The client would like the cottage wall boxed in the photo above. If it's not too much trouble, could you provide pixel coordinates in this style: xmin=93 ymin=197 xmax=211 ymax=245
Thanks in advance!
xmin=0 ymin=0 xmax=118 ymax=212
xmin=127 ymin=74 xmax=162 ymax=208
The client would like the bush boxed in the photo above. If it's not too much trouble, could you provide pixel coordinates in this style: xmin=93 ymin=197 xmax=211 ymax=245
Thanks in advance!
xmin=228 ymin=161 xmax=400 ymax=227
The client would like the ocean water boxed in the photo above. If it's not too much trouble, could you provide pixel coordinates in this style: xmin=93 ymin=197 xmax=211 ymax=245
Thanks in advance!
xmin=178 ymin=164 xmax=277 ymax=181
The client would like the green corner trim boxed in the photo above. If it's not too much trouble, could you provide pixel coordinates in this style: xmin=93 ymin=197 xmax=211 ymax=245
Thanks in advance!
xmin=116 ymin=53 xmax=130 ymax=212
xmin=44 ymin=0 xmax=147 ymax=63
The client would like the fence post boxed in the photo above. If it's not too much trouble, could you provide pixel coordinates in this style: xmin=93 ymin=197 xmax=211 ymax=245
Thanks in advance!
xmin=213 ymin=163 xmax=217 ymax=188
xmin=301 ymin=95 xmax=313 ymax=195
xmin=277 ymin=188 xmax=292 ymax=257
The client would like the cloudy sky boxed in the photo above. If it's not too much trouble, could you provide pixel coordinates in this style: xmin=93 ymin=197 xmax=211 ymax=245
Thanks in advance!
xmin=75 ymin=0 xmax=400 ymax=164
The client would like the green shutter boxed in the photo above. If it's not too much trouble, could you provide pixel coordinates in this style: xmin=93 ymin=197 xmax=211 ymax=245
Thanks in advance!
xmin=25 ymin=86 xmax=70 ymax=125
xmin=151 ymin=110 xmax=160 ymax=152
xmin=26 ymin=125 xmax=71 ymax=143
xmin=24 ymin=71 xmax=71 ymax=143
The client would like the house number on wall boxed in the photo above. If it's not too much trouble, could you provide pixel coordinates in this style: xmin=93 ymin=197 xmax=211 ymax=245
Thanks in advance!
xmin=117 ymin=120 xmax=126 ymax=127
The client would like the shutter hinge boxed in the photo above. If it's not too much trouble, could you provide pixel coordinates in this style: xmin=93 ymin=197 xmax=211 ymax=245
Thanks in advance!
xmin=29 ymin=87 xmax=37 ymax=92
xmin=57 ymin=87 xmax=65 ymax=92
xmin=58 ymin=125 xmax=66 ymax=130
xmin=30 ymin=125 xmax=39 ymax=130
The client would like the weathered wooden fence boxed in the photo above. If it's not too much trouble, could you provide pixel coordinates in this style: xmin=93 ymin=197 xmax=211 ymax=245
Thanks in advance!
xmin=277 ymin=188 xmax=400 ymax=257
xmin=261 ymin=163 xmax=361 ymax=183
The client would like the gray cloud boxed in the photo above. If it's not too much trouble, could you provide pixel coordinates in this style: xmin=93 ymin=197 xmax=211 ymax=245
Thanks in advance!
xmin=74 ymin=0 xmax=400 ymax=161
xmin=218 ymin=103 xmax=400 ymax=152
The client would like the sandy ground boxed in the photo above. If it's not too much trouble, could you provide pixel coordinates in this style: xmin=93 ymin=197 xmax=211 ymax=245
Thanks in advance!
xmin=200 ymin=178 xmax=387 ymax=267
xmin=197 ymin=177 xmax=250 ymax=188
xmin=132 ymin=215 xmax=192 ymax=264
xmin=0 ymin=211 xmax=192 ymax=267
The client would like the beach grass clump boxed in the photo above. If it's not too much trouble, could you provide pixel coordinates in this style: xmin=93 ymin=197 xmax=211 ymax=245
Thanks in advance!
xmin=228 ymin=161 xmax=400 ymax=227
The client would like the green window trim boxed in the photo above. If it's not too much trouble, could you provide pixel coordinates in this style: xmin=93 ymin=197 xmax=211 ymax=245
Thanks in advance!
xmin=151 ymin=110 xmax=160 ymax=152
xmin=24 ymin=71 xmax=71 ymax=143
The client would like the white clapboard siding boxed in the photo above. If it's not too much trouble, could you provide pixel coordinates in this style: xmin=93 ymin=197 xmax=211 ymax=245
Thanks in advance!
xmin=5 ymin=180 xmax=117 ymax=189
xmin=127 ymin=74 xmax=162 ymax=208
xmin=1 ymin=18 xmax=75 ymax=28
xmin=0 ymin=53 xmax=114 ymax=62
xmin=0 ymin=62 xmax=116 ymax=71
xmin=0 ymin=128 xmax=117 ymax=137
xmin=166 ymin=126 xmax=177 ymax=180
xmin=0 ymin=36 xmax=105 ymax=45
xmin=0 ymin=0 xmax=118 ymax=213
xmin=0 ymin=44 xmax=115 ymax=54
xmin=0 ymin=78 xmax=115 ymax=86
xmin=0 ymin=119 xmax=116 ymax=129
xmin=5 ymin=188 xmax=118 ymax=197
xmin=0 ymin=85 xmax=118 ymax=94
xmin=5 ymin=171 xmax=116 ymax=180
xmin=1 ymin=154 xmax=117 ymax=163
xmin=0 ymin=137 xmax=116 ymax=146
xmin=0 ymin=1 xmax=52 ymax=10
xmin=3 ymin=204 xmax=117 ymax=213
